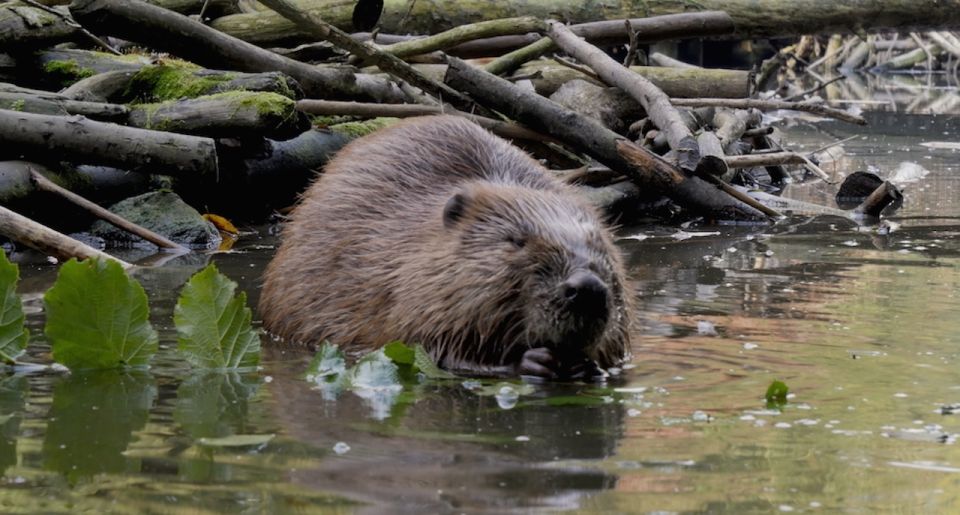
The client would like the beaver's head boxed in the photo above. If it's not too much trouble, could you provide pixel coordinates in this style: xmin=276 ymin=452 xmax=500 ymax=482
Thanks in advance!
xmin=440 ymin=182 xmax=626 ymax=366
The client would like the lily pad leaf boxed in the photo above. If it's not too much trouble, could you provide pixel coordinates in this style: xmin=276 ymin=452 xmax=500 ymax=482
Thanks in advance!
xmin=174 ymin=264 xmax=260 ymax=369
xmin=0 ymin=250 xmax=27 ymax=364
xmin=44 ymin=258 xmax=157 ymax=370
xmin=197 ymin=434 xmax=274 ymax=447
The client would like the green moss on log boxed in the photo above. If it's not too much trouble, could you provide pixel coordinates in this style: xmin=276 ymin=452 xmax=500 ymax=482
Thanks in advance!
xmin=43 ymin=60 xmax=96 ymax=87
xmin=127 ymin=62 xmax=237 ymax=102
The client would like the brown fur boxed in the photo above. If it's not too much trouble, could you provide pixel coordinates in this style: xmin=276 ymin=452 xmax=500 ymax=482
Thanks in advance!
xmin=259 ymin=116 xmax=630 ymax=374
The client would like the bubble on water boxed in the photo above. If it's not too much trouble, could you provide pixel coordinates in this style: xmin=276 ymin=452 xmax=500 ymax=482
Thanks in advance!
xmin=742 ymin=342 xmax=758 ymax=350
xmin=332 ymin=442 xmax=350 ymax=455
xmin=515 ymin=435 xmax=530 ymax=442
xmin=775 ymin=422 xmax=792 ymax=429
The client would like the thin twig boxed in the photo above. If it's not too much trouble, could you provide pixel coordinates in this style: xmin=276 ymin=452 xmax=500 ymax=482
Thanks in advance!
xmin=786 ymin=75 xmax=845 ymax=101
xmin=552 ymin=56 xmax=601 ymax=82
xmin=622 ymin=19 xmax=639 ymax=67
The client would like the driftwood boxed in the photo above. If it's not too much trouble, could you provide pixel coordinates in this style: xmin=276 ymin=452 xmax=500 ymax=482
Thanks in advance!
xmin=0 ymin=109 xmax=219 ymax=178
xmin=0 ymin=89 xmax=129 ymax=122
xmin=546 ymin=20 xmax=702 ymax=173
xmin=0 ymin=204 xmax=130 ymax=267
xmin=69 ymin=0 xmax=404 ymax=102
xmin=29 ymin=168 xmax=187 ymax=252
xmin=444 ymin=58 xmax=767 ymax=222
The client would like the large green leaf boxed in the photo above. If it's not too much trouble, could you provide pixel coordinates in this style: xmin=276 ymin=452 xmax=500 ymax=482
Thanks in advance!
xmin=44 ymin=258 xmax=157 ymax=370
xmin=174 ymin=264 xmax=260 ymax=369
xmin=0 ymin=250 xmax=27 ymax=364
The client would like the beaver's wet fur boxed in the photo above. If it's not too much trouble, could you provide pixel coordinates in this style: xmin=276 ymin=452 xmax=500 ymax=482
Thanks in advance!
xmin=259 ymin=116 xmax=631 ymax=378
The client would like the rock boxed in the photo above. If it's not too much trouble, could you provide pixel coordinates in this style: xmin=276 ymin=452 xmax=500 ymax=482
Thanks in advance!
xmin=548 ymin=79 xmax=645 ymax=134
xmin=91 ymin=190 xmax=221 ymax=249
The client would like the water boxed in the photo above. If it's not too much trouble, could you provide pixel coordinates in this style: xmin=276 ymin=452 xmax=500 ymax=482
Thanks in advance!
xmin=3 ymin=81 xmax=960 ymax=513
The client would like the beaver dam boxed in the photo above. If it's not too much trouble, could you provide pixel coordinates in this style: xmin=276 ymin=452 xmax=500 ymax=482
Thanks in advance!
xmin=2 ymin=0 xmax=960 ymax=512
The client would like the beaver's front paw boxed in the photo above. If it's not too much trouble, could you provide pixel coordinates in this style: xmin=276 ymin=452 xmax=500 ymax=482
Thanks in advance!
xmin=518 ymin=347 xmax=601 ymax=381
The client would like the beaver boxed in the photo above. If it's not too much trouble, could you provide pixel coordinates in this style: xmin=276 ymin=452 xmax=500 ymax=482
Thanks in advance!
xmin=259 ymin=115 xmax=631 ymax=379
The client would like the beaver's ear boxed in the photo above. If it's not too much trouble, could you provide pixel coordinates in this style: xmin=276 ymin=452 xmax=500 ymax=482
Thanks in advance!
xmin=442 ymin=190 xmax=470 ymax=229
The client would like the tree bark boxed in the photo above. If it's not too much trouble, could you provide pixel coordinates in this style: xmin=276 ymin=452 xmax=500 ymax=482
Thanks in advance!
xmin=0 ymin=109 xmax=219 ymax=178
xmin=68 ymin=0 xmax=404 ymax=102
xmin=0 ymin=90 xmax=129 ymax=122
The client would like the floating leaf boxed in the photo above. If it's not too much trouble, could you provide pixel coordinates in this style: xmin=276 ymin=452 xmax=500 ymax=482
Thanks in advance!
xmin=0 ymin=250 xmax=27 ymax=364
xmin=383 ymin=341 xmax=415 ymax=366
xmin=174 ymin=264 xmax=260 ymax=369
xmin=765 ymin=379 xmax=789 ymax=409
xmin=350 ymin=349 xmax=402 ymax=389
xmin=196 ymin=434 xmax=274 ymax=448
xmin=44 ymin=258 xmax=157 ymax=370
xmin=413 ymin=344 xmax=456 ymax=379
xmin=201 ymin=213 xmax=238 ymax=235
xmin=307 ymin=342 xmax=348 ymax=382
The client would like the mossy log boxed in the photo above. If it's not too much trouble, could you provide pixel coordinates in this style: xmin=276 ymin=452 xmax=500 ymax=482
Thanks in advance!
xmin=0 ymin=2 xmax=77 ymax=51
xmin=210 ymin=0 xmax=371 ymax=47
xmin=376 ymin=0 xmax=960 ymax=38
xmin=69 ymin=0 xmax=404 ymax=102
xmin=0 ymin=109 xmax=218 ymax=178
xmin=127 ymin=91 xmax=310 ymax=140
xmin=513 ymin=61 xmax=752 ymax=98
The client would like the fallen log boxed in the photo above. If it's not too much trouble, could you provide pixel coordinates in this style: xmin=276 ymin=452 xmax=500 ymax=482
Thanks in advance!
xmin=377 ymin=0 xmax=960 ymax=39
xmin=0 ymin=89 xmax=129 ymax=122
xmin=514 ymin=61 xmax=752 ymax=98
xmin=0 ymin=204 xmax=130 ymax=267
xmin=671 ymin=98 xmax=867 ymax=125
xmin=296 ymin=99 xmax=557 ymax=142
xmin=0 ymin=2 xmax=77 ymax=50
xmin=444 ymin=58 xmax=767 ymax=222
xmin=69 ymin=0 xmax=404 ymax=102
xmin=0 ymin=109 xmax=219 ymax=178
xmin=127 ymin=91 xmax=310 ymax=140
xmin=210 ymin=0 xmax=379 ymax=47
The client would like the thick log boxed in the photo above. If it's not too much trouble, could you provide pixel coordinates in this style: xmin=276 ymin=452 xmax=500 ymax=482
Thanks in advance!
xmin=210 ymin=0 xmax=375 ymax=46
xmin=854 ymin=181 xmax=902 ymax=218
xmin=0 ymin=109 xmax=218 ymax=178
xmin=377 ymin=17 xmax=545 ymax=58
xmin=514 ymin=61 xmax=752 ymax=98
xmin=127 ymin=91 xmax=310 ymax=140
xmin=443 ymin=58 xmax=766 ymax=222
xmin=0 ymin=89 xmax=129 ymax=122
xmin=69 ymin=0 xmax=404 ymax=102
xmin=377 ymin=0 xmax=960 ymax=39
xmin=546 ymin=21 xmax=701 ymax=173
xmin=0 ymin=161 xmax=149 ymax=206
xmin=0 ymin=2 xmax=77 ymax=50
xmin=0 ymin=204 xmax=130 ymax=267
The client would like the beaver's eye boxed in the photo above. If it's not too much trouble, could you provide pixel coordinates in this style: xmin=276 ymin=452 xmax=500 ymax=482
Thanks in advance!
xmin=506 ymin=235 xmax=526 ymax=248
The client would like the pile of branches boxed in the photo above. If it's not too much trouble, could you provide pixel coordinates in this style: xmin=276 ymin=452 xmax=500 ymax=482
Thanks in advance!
xmin=0 ymin=0 xmax=893 ymax=262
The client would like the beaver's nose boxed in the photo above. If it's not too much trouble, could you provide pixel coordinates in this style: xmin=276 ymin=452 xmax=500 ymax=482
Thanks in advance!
xmin=562 ymin=270 xmax=609 ymax=318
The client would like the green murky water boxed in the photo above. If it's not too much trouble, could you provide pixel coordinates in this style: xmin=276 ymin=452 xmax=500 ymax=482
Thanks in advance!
xmin=2 ymin=81 xmax=960 ymax=513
